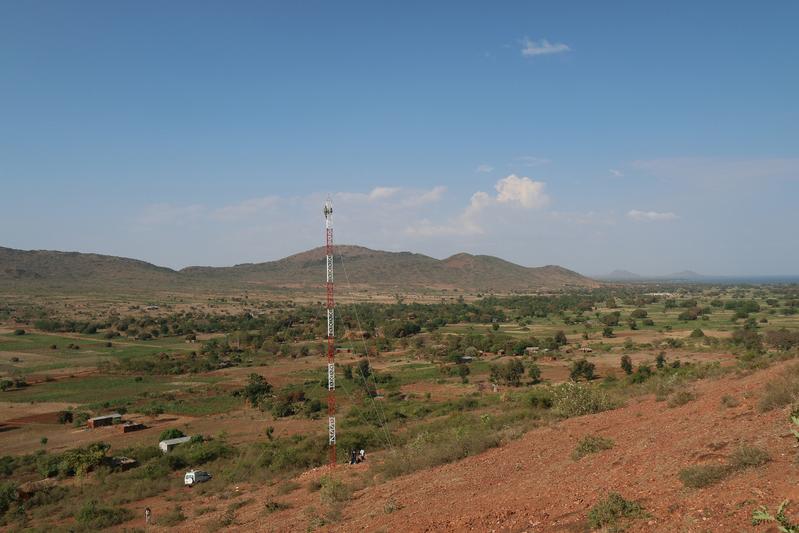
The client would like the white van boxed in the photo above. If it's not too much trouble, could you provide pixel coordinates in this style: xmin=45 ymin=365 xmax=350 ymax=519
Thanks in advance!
xmin=184 ymin=470 xmax=212 ymax=486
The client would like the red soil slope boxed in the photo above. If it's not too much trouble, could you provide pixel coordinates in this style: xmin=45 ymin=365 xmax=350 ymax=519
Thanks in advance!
xmin=137 ymin=362 xmax=799 ymax=532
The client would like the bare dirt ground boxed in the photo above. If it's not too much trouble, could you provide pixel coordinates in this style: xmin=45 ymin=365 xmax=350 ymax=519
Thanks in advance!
xmin=130 ymin=361 xmax=799 ymax=532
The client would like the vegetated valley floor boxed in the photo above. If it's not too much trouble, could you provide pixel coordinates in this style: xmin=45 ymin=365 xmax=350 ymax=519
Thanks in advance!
xmin=139 ymin=362 xmax=798 ymax=532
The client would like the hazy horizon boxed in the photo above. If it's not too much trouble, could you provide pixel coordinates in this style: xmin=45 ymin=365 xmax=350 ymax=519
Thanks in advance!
xmin=1 ymin=2 xmax=797 ymax=276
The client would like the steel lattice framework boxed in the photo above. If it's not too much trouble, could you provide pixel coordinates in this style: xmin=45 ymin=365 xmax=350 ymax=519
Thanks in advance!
xmin=323 ymin=199 xmax=336 ymax=466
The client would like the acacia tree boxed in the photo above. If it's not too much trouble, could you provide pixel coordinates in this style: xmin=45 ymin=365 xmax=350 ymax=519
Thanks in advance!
xmin=243 ymin=373 xmax=273 ymax=407
xmin=620 ymin=355 xmax=633 ymax=375
xmin=570 ymin=359 xmax=595 ymax=381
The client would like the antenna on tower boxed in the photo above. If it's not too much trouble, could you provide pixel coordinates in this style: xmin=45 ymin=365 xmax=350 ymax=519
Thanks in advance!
xmin=323 ymin=198 xmax=336 ymax=466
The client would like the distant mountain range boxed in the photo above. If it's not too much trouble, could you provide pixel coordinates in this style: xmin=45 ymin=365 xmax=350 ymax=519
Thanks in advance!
xmin=0 ymin=245 xmax=598 ymax=293
xmin=596 ymin=269 xmax=799 ymax=283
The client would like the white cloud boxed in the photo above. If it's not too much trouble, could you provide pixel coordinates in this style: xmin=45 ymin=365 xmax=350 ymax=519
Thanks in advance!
xmin=521 ymin=38 xmax=570 ymax=57
xmin=609 ymin=169 xmax=623 ymax=177
xmin=403 ymin=186 xmax=447 ymax=207
xmin=211 ymin=196 xmax=279 ymax=221
xmin=406 ymin=175 xmax=549 ymax=236
xmin=627 ymin=209 xmax=678 ymax=222
xmin=475 ymin=164 xmax=494 ymax=173
xmin=368 ymin=187 xmax=400 ymax=201
xmin=335 ymin=186 xmax=401 ymax=203
xmin=515 ymin=156 xmax=550 ymax=167
xmin=495 ymin=175 xmax=550 ymax=208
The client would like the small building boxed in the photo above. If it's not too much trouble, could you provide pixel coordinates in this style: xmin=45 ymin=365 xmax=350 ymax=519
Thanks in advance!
xmin=159 ymin=436 xmax=192 ymax=453
xmin=118 ymin=422 xmax=145 ymax=433
xmin=580 ymin=347 xmax=594 ymax=353
xmin=87 ymin=413 xmax=122 ymax=429
xmin=524 ymin=347 xmax=540 ymax=355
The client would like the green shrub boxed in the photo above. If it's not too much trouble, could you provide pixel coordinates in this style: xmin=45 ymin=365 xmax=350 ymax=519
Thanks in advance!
xmin=680 ymin=445 xmax=770 ymax=488
xmin=75 ymin=499 xmax=133 ymax=530
xmin=667 ymin=389 xmax=696 ymax=408
xmin=572 ymin=435 xmax=614 ymax=460
xmin=678 ymin=464 xmax=730 ymax=488
xmin=587 ymin=492 xmax=646 ymax=529
xmin=159 ymin=505 xmax=187 ymax=526
xmin=720 ymin=395 xmax=740 ymax=408
xmin=527 ymin=388 xmax=554 ymax=409
xmin=729 ymin=445 xmax=770 ymax=469
xmin=569 ymin=359 xmax=596 ymax=382
xmin=159 ymin=428 xmax=185 ymax=441
xmin=759 ymin=365 xmax=799 ymax=412
xmin=13 ymin=329 xmax=25 ymax=336
xmin=552 ymin=383 xmax=619 ymax=418
xmin=0 ymin=481 xmax=18 ymax=515
xmin=319 ymin=475 xmax=351 ymax=505
xmin=374 ymin=417 xmax=502 ymax=479
xmin=264 ymin=499 xmax=291 ymax=514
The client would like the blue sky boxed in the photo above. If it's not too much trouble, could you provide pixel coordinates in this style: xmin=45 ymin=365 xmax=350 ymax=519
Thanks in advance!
xmin=1 ymin=1 xmax=797 ymax=275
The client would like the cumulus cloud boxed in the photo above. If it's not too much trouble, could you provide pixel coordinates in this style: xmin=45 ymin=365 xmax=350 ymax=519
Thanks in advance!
xmin=211 ymin=196 xmax=279 ymax=221
xmin=521 ymin=38 xmax=570 ymax=57
xmin=406 ymin=175 xmax=549 ymax=236
xmin=495 ymin=175 xmax=550 ymax=208
xmin=627 ymin=209 xmax=678 ymax=222
xmin=475 ymin=164 xmax=494 ymax=173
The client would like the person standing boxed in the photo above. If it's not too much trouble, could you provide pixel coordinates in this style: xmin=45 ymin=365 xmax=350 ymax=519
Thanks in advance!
xmin=145 ymin=507 xmax=152 ymax=526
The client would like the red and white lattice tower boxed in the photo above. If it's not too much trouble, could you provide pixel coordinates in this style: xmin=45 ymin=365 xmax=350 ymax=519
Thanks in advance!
xmin=323 ymin=199 xmax=336 ymax=466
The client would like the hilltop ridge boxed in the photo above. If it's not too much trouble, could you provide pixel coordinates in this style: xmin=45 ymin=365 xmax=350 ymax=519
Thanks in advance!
xmin=0 ymin=245 xmax=597 ymax=292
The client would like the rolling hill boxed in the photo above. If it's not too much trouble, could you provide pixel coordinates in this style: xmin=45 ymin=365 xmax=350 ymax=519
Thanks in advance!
xmin=0 ymin=245 xmax=598 ymax=293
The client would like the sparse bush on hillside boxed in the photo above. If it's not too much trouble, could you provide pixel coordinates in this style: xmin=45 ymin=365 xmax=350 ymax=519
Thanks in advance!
xmin=552 ymin=383 xmax=619 ymax=418
xmin=75 ymin=500 xmax=133 ymax=530
xmin=159 ymin=505 xmax=187 ymax=526
xmin=667 ymin=389 xmax=696 ymax=408
xmin=759 ymin=364 xmax=799 ymax=412
xmin=678 ymin=464 xmax=730 ymax=488
xmin=587 ymin=492 xmax=646 ymax=530
xmin=374 ymin=416 xmax=503 ymax=480
xmin=720 ymin=395 xmax=740 ymax=408
xmin=679 ymin=445 xmax=770 ymax=488
xmin=572 ymin=435 xmax=614 ymax=460
xmin=319 ymin=476 xmax=351 ymax=505
xmin=729 ymin=445 xmax=770 ymax=469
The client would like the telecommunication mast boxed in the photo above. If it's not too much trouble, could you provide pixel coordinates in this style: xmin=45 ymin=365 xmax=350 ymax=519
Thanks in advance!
xmin=323 ymin=199 xmax=336 ymax=466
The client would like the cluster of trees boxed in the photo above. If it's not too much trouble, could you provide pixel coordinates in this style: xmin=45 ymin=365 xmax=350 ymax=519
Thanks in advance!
xmin=489 ymin=360 xmax=540 ymax=386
